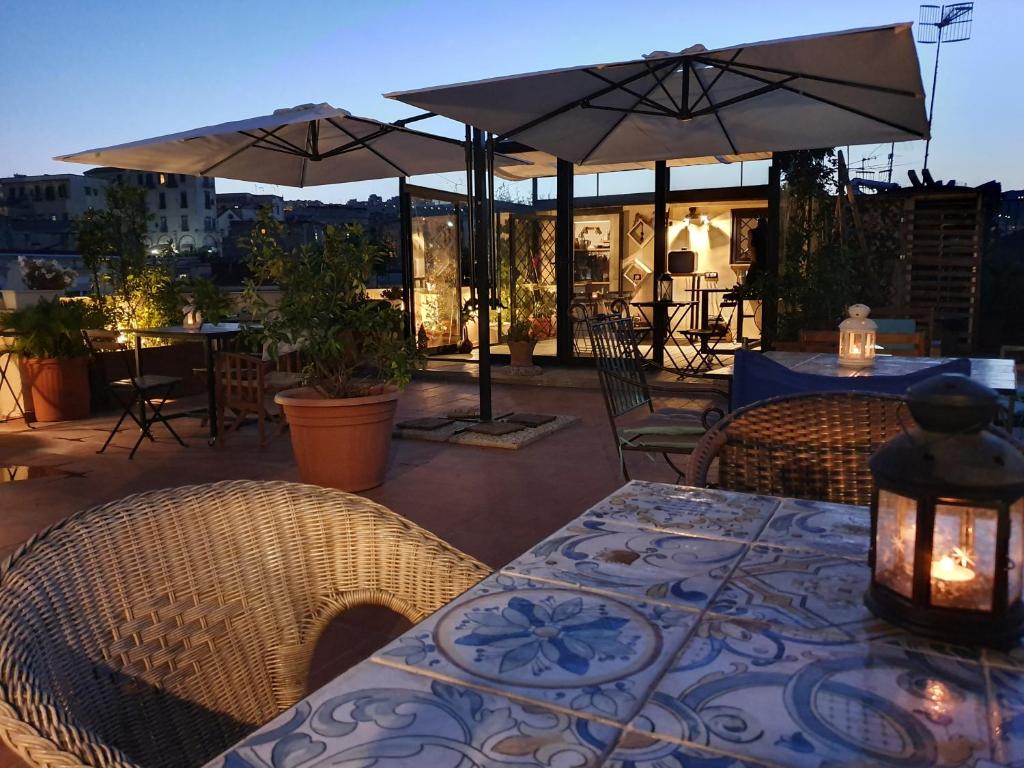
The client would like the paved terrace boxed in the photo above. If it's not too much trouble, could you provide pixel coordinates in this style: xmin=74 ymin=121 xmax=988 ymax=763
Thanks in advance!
xmin=0 ymin=376 xmax=712 ymax=767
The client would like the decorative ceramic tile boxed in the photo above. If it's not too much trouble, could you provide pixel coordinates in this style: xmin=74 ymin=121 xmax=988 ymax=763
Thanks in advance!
xmin=373 ymin=573 xmax=700 ymax=724
xmin=988 ymin=665 xmax=1024 ymax=767
xmin=984 ymin=643 xmax=1024 ymax=672
xmin=630 ymin=615 xmax=993 ymax=768
xmin=607 ymin=728 xmax=773 ymax=767
xmin=850 ymin=618 xmax=986 ymax=665
xmin=214 ymin=660 xmax=618 ymax=768
xmin=504 ymin=518 xmax=746 ymax=610
xmin=758 ymin=497 xmax=871 ymax=557
xmin=586 ymin=482 xmax=780 ymax=542
xmin=710 ymin=545 xmax=872 ymax=634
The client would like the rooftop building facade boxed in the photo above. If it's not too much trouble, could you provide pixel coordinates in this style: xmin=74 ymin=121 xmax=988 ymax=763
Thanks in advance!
xmin=84 ymin=168 xmax=218 ymax=254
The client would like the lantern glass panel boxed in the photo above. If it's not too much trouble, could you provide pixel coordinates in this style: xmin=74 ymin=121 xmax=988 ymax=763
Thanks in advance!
xmin=930 ymin=504 xmax=996 ymax=611
xmin=874 ymin=490 xmax=917 ymax=598
xmin=840 ymin=330 xmax=875 ymax=361
xmin=1009 ymin=499 xmax=1024 ymax=605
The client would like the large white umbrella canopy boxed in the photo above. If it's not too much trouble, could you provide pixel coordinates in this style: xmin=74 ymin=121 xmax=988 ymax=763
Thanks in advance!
xmin=386 ymin=24 xmax=929 ymax=166
xmin=56 ymin=103 xmax=524 ymax=186
xmin=492 ymin=149 xmax=772 ymax=181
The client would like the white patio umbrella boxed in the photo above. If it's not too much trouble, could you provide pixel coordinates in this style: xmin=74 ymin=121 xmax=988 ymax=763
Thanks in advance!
xmin=56 ymin=103 xmax=525 ymax=185
xmin=491 ymin=149 xmax=772 ymax=181
xmin=386 ymin=23 xmax=929 ymax=165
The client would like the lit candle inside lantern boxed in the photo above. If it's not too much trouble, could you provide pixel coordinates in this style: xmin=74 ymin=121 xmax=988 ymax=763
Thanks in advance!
xmin=931 ymin=555 xmax=975 ymax=583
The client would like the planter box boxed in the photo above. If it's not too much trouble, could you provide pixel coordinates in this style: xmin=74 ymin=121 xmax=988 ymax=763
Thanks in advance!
xmin=0 ymin=290 xmax=63 ymax=310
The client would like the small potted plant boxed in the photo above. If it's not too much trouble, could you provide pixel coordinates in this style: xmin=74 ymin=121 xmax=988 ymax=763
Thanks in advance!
xmin=243 ymin=212 xmax=417 ymax=491
xmin=506 ymin=317 xmax=538 ymax=367
xmin=2 ymin=256 xmax=77 ymax=310
xmin=4 ymin=299 xmax=95 ymax=421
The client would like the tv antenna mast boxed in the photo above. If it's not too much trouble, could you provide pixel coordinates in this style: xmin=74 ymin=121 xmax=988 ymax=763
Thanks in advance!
xmin=918 ymin=3 xmax=974 ymax=170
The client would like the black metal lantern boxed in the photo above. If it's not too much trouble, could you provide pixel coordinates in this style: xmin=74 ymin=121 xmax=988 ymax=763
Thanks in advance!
xmin=656 ymin=273 xmax=674 ymax=303
xmin=867 ymin=373 xmax=1024 ymax=647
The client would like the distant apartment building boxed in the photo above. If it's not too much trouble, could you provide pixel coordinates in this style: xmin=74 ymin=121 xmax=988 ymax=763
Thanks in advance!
xmin=0 ymin=173 xmax=108 ymax=251
xmin=1000 ymin=189 xmax=1024 ymax=237
xmin=216 ymin=192 xmax=284 ymax=241
xmin=84 ymin=167 xmax=218 ymax=253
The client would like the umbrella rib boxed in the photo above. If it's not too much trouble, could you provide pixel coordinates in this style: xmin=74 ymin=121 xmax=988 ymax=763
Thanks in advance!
xmin=499 ymin=58 xmax=679 ymax=140
xmin=579 ymin=63 xmax=673 ymax=165
xmin=644 ymin=61 xmax=682 ymax=113
xmin=694 ymin=55 xmax=920 ymax=98
xmin=199 ymin=124 xmax=293 ymax=176
xmin=317 ymin=127 xmax=395 ymax=160
xmin=695 ymin=59 xmax=927 ymax=138
xmin=688 ymin=49 xmax=743 ymax=113
xmin=583 ymin=70 xmax=677 ymax=117
xmin=689 ymin=65 xmax=739 ymax=155
xmin=325 ymin=117 xmax=409 ymax=177
xmin=237 ymin=130 xmax=307 ymax=156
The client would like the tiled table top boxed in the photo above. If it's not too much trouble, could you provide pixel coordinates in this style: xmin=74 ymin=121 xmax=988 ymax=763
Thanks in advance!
xmin=211 ymin=482 xmax=1024 ymax=768
xmin=707 ymin=351 xmax=1019 ymax=394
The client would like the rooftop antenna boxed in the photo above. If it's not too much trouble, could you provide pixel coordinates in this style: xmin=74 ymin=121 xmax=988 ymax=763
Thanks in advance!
xmin=919 ymin=2 xmax=974 ymax=170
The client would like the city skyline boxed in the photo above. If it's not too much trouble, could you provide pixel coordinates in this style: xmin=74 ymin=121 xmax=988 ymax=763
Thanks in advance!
xmin=4 ymin=0 xmax=1021 ymax=202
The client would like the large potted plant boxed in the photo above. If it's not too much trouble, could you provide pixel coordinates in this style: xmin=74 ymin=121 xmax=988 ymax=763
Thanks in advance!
xmin=4 ymin=299 xmax=93 ymax=421
xmin=2 ymin=256 xmax=77 ymax=310
xmin=244 ymin=213 xmax=416 ymax=491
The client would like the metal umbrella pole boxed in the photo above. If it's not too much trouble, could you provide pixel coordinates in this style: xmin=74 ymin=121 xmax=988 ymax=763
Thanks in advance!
xmin=470 ymin=126 xmax=493 ymax=422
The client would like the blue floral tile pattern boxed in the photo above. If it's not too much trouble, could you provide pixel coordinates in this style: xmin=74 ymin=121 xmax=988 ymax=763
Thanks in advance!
xmin=709 ymin=545 xmax=872 ymax=633
xmin=757 ymin=497 xmax=871 ymax=557
xmin=207 ymin=482 xmax=1023 ymax=768
xmin=989 ymin=666 xmax=1024 ymax=766
xmin=606 ymin=729 xmax=773 ymax=767
xmin=220 ymin=660 xmax=619 ymax=767
xmin=629 ymin=616 xmax=993 ymax=768
xmin=504 ymin=518 xmax=746 ymax=610
xmin=374 ymin=573 xmax=699 ymax=724
xmin=585 ymin=482 xmax=780 ymax=542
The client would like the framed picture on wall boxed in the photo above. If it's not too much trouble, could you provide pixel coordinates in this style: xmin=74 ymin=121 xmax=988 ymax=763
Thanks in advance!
xmin=730 ymin=208 xmax=768 ymax=265
xmin=574 ymin=220 xmax=612 ymax=251
xmin=627 ymin=213 xmax=652 ymax=246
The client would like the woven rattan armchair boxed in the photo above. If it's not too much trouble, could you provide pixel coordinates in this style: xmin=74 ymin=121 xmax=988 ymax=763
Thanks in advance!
xmin=0 ymin=480 xmax=491 ymax=768
xmin=686 ymin=392 xmax=908 ymax=505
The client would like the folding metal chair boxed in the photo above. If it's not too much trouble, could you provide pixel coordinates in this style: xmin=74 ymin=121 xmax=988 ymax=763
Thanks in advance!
xmin=587 ymin=315 xmax=726 ymax=481
xmin=83 ymin=330 xmax=186 ymax=459
xmin=0 ymin=331 xmax=31 ymax=426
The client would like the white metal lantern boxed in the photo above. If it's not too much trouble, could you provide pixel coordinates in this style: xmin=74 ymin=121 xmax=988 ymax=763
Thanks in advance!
xmin=838 ymin=304 xmax=876 ymax=368
xmin=182 ymin=302 xmax=203 ymax=330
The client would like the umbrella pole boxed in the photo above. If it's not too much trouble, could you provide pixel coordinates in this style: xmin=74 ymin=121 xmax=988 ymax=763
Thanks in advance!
xmin=470 ymin=127 xmax=493 ymax=422
xmin=652 ymin=160 xmax=669 ymax=366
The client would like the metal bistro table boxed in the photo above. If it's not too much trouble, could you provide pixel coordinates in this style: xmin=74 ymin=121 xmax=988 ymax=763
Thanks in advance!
xmin=210 ymin=481 xmax=1023 ymax=768
xmin=630 ymin=300 xmax=700 ymax=374
xmin=708 ymin=351 xmax=1019 ymax=413
xmin=132 ymin=323 xmax=250 ymax=443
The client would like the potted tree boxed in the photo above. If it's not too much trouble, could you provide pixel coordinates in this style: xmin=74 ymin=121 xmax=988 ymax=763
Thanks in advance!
xmin=4 ymin=299 xmax=94 ymax=421
xmin=2 ymin=256 xmax=77 ymax=310
xmin=244 ymin=213 xmax=416 ymax=491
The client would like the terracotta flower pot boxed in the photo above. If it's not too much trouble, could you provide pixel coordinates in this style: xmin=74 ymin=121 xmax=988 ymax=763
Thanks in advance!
xmin=508 ymin=340 xmax=536 ymax=367
xmin=23 ymin=357 xmax=90 ymax=422
xmin=275 ymin=386 xmax=399 ymax=491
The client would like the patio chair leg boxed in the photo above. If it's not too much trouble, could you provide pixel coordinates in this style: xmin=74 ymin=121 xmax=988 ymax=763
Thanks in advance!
xmin=146 ymin=393 xmax=186 ymax=448
xmin=618 ymin=447 xmax=631 ymax=481
xmin=662 ymin=453 xmax=686 ymax=483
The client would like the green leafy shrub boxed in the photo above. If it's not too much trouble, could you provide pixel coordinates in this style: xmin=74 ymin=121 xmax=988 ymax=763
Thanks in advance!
xmin=242 ymin=211 xmax=418 ymax=399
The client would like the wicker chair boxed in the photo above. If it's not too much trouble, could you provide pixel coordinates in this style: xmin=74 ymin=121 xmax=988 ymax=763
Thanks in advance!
xmin=0 ymin=480 xmax=491 ymax=768
xmin=686 ymin=392 xmax=908 ymax=505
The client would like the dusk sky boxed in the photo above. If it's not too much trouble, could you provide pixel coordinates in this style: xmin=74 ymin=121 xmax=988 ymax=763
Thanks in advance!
xmin=3 ymin=0 xmax=1020 ymax=202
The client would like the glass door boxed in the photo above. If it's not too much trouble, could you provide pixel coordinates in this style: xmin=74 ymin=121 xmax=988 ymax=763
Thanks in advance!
xmin=407 ymin=188 xmax=470 ymax=356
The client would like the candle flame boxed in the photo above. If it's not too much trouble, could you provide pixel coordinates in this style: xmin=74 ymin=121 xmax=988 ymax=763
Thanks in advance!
xmin=931 ymin=555 xmax=975 ymax=583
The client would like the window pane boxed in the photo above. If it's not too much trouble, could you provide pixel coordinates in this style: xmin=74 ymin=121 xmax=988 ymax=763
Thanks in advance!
xmin=875 ymin=490 xmax=917 ymax=598
xmin=930 ymin=504 xmax=996 ymax=611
